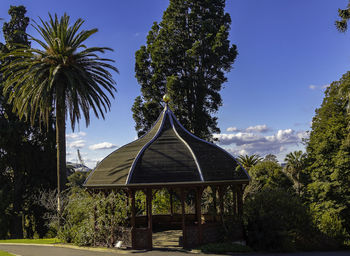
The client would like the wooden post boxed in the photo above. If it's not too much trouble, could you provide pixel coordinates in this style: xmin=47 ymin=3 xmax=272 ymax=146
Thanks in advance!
xmin=237 ymin=185 xmax=243 ymax=218
xmin=212 ymin=186 xmax=217 ymax=218
xmin=181 ymin=188 xmax=186 ymax=248
xmin=219 ymin=186 xmax=225 ymax=217
xmin=129 ymin=189 xmax=136 ymax=249
xmin=146 ymin=189 xmax=153 ymax=250
xmin=196 ymin=187 xmax=203 ymax=245
xmin=169 ymin=189 xmax=174 ymax=216
xmin=231 ymin=185 xmax=237 ymax=215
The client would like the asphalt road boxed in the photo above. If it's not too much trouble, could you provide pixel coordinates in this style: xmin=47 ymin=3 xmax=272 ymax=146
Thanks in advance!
xmin=0 ymin=244 xmax=350 ymax=256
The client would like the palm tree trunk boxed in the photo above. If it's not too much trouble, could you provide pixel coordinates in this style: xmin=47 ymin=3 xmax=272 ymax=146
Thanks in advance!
xmin=56 ymin=91 xmax=66 ymax=228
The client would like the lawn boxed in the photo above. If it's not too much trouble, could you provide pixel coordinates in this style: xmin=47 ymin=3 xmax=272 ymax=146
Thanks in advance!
xmin=0 ymin=238 xmax=61 ymax=244
xmin=0 ymin=250 xmax=14 ymax=256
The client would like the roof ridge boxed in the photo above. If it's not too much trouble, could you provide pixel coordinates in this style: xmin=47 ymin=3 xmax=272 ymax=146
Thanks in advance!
xmin=168 ymin=110 xmax=204 ymax=181
xmin=84 ymin=105 xmax=167 ymax=187
xmin=125 ymin=107 xmax=167 ymax=184
xmin=170 ymin=110 xmax=250 ymax=181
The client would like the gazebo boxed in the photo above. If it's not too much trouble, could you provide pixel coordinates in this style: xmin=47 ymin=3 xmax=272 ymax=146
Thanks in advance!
xmin=84 ymin=98 xmax=250 ymax=249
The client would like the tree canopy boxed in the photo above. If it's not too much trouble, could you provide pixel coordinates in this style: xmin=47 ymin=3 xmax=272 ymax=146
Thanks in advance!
xmin=0 ymin=5 xmax=56 ymax=239
xmin=1 ymin=13 xmax=118 ymax=228
xmin=306 ymin=72 xmax=350 ymax=240
xmin=132 ymin=0 xmax=237 ymax=140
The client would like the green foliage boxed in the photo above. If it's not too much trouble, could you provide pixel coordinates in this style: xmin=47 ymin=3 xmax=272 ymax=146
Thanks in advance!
xmin=237 ymin=154 xmax=262 ymax=171
xmin=66 ymin=171 xmax=90 ymax=188
xmin=306 ymin=72 xmax=350 ymax=241
xmin=200 ymin=242 xmax=253 ymax=254
xmin=284 ymin=150 xmax=307 ymax=195
xmin=318 ymin=209 xmax=346 ymax=239
xmin=2 ymin=6 xmax=29 ymax=49
xmin=263 ymin=154 xmax=278 ymax=163
xmin=58 ymin=189 xmax=94 ymax=245
xmin=152 ymin=189 xmax=170 ymax=215
xmin=244 ymin=188 xmax=312 ymax=251
xmin=0 ymin=5 xmax=56 ymax=239
xmin=58 ymin=189 xmax=128 ymax=247
xmin=336 ymin=1 xmax=350 ymax=32
xmin=1 ymin=12 xmax=118 ymax=225
xmin=247 ymin=161 xmax=293 ymax=193
xmin=132 ymin=0 xmax=237 ymax=140
xmin=1 ymin=13 xmax=118 ymax=129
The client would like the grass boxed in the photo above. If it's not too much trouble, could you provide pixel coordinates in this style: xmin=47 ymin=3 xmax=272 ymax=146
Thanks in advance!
xmin=0 ymin=238 xmax=61 ymax=244
xmin=199 ymin=242 xmax=253 ymax=254
xmin=0 ymin=250 xmax=14 ymax=256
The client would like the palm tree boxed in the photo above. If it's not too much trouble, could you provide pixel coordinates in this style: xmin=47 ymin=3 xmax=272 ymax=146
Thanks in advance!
xmin=237 ymin=154 xmax=262 ymax=171
xmin=284 ymin=150 xmax=307 ymax=195
xmin=1 ymin=14 xmax=118 ymax=220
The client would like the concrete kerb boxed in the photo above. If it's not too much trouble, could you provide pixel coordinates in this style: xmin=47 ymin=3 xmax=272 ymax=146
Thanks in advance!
xmin=0 ymin=243 xmax=130 ymax=254
xmin=0 ymin=243 xmax=202 ymax=254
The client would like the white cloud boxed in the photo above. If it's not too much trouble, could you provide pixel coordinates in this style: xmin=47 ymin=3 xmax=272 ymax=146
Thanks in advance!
xmin=226 ymin=126 xmax=238 ymax=132
xmin=226 ymin=124 xmax=270 ymax=133
xmin=69 ymin=140 xmax=86 ymax=149
xmin=309 ymin=84 xmax=330 ymax=90
xmin=245 ymin=124 xmax=270 ymax=133
xmin=84 ymin=157 xmax=104 ymax=168
xmin=215 ymin=132 xmax=265 ymax=146
xmin=89 ymin=142 xmax=118 ymax=150
xmin=214 ymin=128 xmax=308 ymax=157
xmin=309 ymin=85 xmax=316 ymax=90
xmin=66 ymin=131 xmax=87 ymax=140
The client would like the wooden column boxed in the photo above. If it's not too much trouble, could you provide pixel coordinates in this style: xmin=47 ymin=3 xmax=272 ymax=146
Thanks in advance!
xmin=129 ymin=189 xmax=136 ymax=249
xmin=196 ymin=187 xmax=203 ymax=245
xmin=237 ymin=185 xmax=243 ymax=218
xmin=218 ymin=185 xmax=227 ymax=226
xmin=231 ymin=185 xmax=237 ymax=215
xmin=146 ymin=188 xmax=153 ymax=250
xmin=169 ymin=189 xmax=174 ymax=216
xmin=180 ymin=188 xmax=187 ymax=248
xmin=212 ymin=186 xmax=217 ymax=218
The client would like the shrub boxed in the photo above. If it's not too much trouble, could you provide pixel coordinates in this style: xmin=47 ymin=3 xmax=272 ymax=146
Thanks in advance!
xmin=243 ymin=188 xmax=312 ymax=251
xmin=57 ymin=189 xmax=128 ymax=247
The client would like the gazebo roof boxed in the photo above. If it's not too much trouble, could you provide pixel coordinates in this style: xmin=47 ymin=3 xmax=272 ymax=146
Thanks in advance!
xmin=84 ymin=104 xmax=249 ymax=188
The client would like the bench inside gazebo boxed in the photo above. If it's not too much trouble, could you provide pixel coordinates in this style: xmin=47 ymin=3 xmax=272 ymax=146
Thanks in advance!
xmin=84 ymin=98 xmax=250 ymax=249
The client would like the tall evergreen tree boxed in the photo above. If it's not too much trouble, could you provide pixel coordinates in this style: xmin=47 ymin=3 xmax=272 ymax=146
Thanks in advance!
xmin=133 ymin=0 xmax=237 ymax=140
xmin=1 ymin=13 xmax=118 ymax=226
xmin=0 ymin=5 xmax=56 ymax=238
xmin=336 ymin=1 xmax=350 ymax=114
xmin=306 ymin=72 xmax=350 ymax=239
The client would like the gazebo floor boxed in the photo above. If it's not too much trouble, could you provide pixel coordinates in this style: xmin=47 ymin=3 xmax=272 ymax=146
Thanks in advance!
xmin=152 ymin=229 xmax=182 ymax=248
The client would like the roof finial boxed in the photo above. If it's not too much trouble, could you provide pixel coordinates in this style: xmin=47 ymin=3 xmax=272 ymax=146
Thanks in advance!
xmin=163 ymin=93 xmax=170 ymax=104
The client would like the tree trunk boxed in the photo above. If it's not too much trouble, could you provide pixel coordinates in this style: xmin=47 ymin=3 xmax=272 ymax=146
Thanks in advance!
xmin=56 ymin=91 xmax=66 ymax=227
xmin=10 ymin=168 xmax=23 ymax=238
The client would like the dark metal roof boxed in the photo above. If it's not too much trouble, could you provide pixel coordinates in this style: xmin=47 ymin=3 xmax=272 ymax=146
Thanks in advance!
xmin=84 ymin=104 xmax=249 ymax=188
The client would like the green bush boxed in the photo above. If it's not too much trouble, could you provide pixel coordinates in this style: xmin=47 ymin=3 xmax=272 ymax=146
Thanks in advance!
xmin=58 ymin=189 xmax=128 ymax=247
xmin=309 ymin=203 xmax=348 ymax=243
xmin=243 ymin=188 xmax=312 ymax=251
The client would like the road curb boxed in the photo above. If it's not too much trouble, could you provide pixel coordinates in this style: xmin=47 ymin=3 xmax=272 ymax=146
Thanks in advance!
xmin=0 ymin=243 xmax=203 ymax=254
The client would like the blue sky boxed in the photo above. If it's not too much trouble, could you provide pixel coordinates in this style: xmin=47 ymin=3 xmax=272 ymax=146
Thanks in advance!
xmin=1 ymin=0 xmax=350 ymax=168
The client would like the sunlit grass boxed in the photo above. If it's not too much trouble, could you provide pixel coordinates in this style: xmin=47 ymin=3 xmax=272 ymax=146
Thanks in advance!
xmin=0 ymin=250 xmax=14 ymax=256
xmin=0 ymin=238 xmax=61 ymax=244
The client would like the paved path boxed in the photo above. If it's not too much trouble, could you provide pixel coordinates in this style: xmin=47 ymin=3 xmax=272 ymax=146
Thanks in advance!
xmin=0 ymin=244 xmax=349 ymax=256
